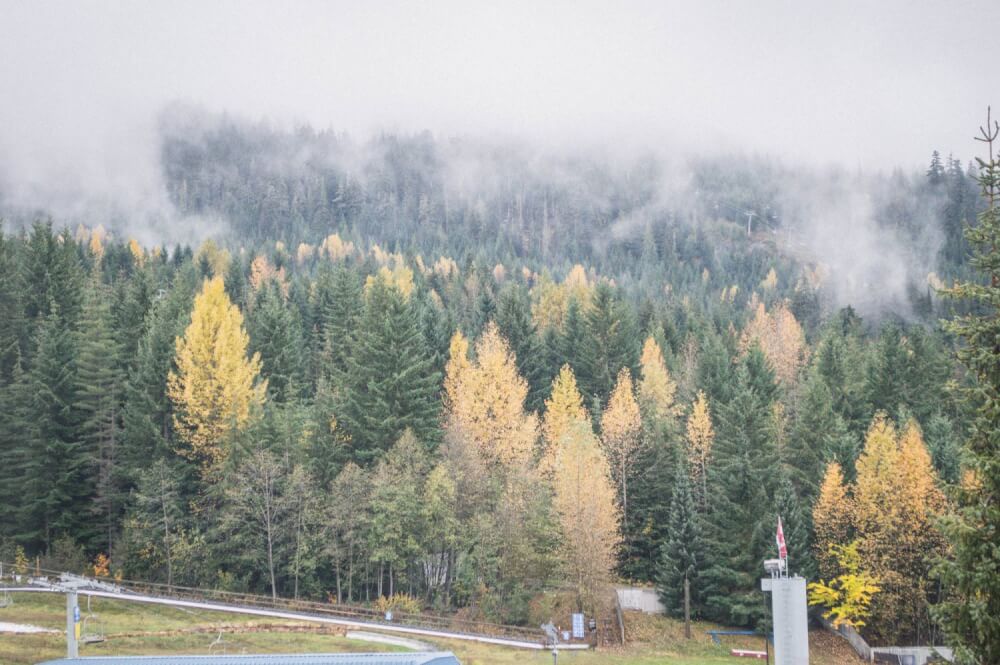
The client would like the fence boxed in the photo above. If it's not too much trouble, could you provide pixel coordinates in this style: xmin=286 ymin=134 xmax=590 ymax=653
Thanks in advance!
xmin=815 ymin=614 xmax=953 ymax=664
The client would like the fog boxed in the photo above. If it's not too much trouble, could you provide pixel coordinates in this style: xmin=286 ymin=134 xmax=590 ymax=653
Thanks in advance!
xmin=0 ymin=1 xmax=997 ymax=312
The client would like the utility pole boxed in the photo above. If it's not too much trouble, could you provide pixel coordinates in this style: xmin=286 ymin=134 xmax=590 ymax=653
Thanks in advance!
xmin=745 ymin=211 xmax=757 ymax=236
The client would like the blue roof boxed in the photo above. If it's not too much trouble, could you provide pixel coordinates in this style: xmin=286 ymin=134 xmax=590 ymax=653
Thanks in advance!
xmin=37 ymin=653 xmax=460 ymax=665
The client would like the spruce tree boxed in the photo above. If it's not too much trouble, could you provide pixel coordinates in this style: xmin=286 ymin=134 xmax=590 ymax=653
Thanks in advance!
xmin=700 ymin=353 xmax=779 ymax=627
xmin=75 ymin=274 xmax=126 ymax=554
xmin=656 ymin=455 xmax=704 ymax=617
xmin=248 ymin=281 xmax=306 ymax=403
xmin=935 ymin=110 xmax=1000 ymax=663
xmin=341 ymin=277 xmax=441 ymax=464
xmin=21 ymin=307 xmax=91 ymax=552
xmin=495 ymin=284 xmax=546 ymax=412
xmin=581 ymin=282 xmax=639 ymax=406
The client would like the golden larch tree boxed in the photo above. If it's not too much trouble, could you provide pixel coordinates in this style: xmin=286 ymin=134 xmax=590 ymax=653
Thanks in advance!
xmin=443 ymin=322 xmax=538 ymax=468
xmin=637 ymin=336 xmax=681 ymax=426
xmin=540 ymin=364 xmax=589 ymax=477
xmin=552 ymin=419 xmax=621 ymax=610
xmin=851 ymin=413 xmax=948 ymax=642
xmin=442 ymin=330 xmax=471 ymax=413
xmin=739 ymin=299 xmax=808 ymax=387
xmin=168 ymin=276 xmax=266 ymax=470
xmin=685 ymin=390 xmax=714 ymax=508
xmin=601 ymin=367 xmax=642 ymax=524
xmin=812 ymin=461 xmax=852 ymax=578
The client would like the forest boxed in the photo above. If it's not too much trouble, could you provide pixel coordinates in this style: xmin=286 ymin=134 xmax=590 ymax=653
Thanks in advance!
xmin=0 ymin=113 xmax=992 ymax=650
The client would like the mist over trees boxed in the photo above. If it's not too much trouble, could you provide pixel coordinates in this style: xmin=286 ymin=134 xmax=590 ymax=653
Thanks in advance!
xmin=0 ymin=112 xmax=987 ymax=644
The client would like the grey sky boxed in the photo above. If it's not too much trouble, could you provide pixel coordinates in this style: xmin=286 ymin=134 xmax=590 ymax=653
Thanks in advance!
xmin=0 ymin=0 xmax=997 ymax=205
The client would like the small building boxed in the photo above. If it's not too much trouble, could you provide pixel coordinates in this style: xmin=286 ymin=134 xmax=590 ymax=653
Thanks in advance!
xmin=39 ymin=653 xmax=461 ymax=665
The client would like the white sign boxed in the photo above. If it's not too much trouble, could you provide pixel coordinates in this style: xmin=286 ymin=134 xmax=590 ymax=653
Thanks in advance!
xmin=571 ymin=613 xmax=584 ymax=639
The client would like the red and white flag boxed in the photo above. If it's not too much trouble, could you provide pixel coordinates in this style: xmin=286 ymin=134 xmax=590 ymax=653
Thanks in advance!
xmin=776 ymin=516 xmax=788 ymax=559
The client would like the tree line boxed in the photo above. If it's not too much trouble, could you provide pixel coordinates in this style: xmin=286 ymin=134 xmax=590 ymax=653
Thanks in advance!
xmin=0 ymin=211 xmax=965 ymax=637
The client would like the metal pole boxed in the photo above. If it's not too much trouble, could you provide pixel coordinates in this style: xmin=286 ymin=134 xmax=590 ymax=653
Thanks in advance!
xmin=683 ymin=575 xmax=691 ymax=639
xmin=66 ymin=591 xmax=79 ymax=658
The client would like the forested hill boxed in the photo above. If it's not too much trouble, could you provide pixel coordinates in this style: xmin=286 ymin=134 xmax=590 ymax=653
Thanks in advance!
xmin=155 ymin=110 xmax=980 ymax=317
xmin=0 ymin=114 xmax=985 ymax=646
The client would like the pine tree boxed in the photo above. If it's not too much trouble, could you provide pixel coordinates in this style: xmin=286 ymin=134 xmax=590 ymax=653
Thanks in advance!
xmin=656 ymin=455 xmax=704 ymax=617
xmin=167 ymin=276 xmax=266 ymax=471
xmin=341 ymin=275 xmax=440 ymax=464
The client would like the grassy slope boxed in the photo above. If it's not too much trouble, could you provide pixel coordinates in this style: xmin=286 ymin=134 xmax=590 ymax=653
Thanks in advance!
xmin=0 ymin=593 xmax=861 ymax=665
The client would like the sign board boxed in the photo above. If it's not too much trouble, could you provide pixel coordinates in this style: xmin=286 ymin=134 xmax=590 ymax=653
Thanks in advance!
xmin=571 ymin=613 xmax=585 ymax=639
xmin=73 ymin=606 xmax=80 ymax=623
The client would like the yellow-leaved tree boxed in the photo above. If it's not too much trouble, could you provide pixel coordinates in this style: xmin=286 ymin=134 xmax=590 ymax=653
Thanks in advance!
xmin=601 ymin=368 xmax=642 ymax=525
xmin=808 ymin=541 xmax=881 ymax=629
xmin=168 ymin=276 xmax=266 ymax=471
xmin=539 ymin=364 xmax=589 ymax=477
xmin=812 ymin=461 xmax=852 ymax=578
xmin=685 ymin=390 xmax=714 ymax=509
xmin=637 ymin=336 xmax=681 ymax=427
xmin=443 ymin=322 xmax=538 ymax=468
xmin=851 ymin=414 xmax=948 ymax=642
xmin=552 ymin=419 xmax=621 ymax=610
xmin=739 ymin=298 xmax=808 ymax=387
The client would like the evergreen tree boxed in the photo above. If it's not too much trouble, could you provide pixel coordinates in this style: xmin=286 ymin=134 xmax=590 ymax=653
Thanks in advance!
xmin=248 ymin=280 xmax=305 ymax=403
xmin=935 ymin=112 xmax=1000 ymax=663
xmin=581 ymin=282 xmax=639 ymax=405
xmin=656 ymin=455 xmax=704 ymax=617
xmin=341 ymin=276 xmax=441 ymax=464
xmin=75 ymin=273 xmax=126 ymax=554
xmin=773 ymin=471 xmax=813 ymax=579
xmin=700 ymin=354 xmax=779 ymax=627
xmin=495 ymin=284 xmax=546 ymax=412
xmin=21 ymin=308 xmax=90 ymax=552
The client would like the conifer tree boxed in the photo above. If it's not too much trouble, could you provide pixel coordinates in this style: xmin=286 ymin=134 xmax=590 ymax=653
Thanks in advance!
xmin=786 ymin=371 xmax=838 ymax=499
xmin=685 ymin=391 xmax=714 ymax=510
xmin=443 ymin=322 xmax=538 ymax=469
xmin=812 ymin=461 xmax=851 ymax=579
xmin=581 ymin=282 xmax=639 ymax=405
xmin=552 ymin=419 xmax=620 ymax=610
xmin=21 ymin=307 xmax=90 ymax=552
xmin=248 ymin=280 xmax=305 ymax=403
xmin=75 ymin=273 xmax=126 ymax=554
xmin=638 ymin=336 xmax=681 ymax=428
xmin=167 ymin=276 xmax=266 ymax=471
xmin=495 ymin=284 xmax=546 ymax=412
xmin=341 ymin=275 xmax=440 ymax=464
xmin=539 ymin=364 xmax=589 ymax=476
xmin=601 ymin=367 xmax=642 ymax=528
xmin=656 ymin=455 xmax=704 ymax=617
xmin=699 ymin=355 xmax=779 ymax=627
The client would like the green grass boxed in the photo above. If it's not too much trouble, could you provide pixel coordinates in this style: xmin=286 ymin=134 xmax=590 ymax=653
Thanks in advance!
xmin=0 ymin=592 xmax=861 ymax=664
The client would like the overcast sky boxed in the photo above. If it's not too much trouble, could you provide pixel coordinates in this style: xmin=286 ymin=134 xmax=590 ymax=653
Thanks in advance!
xmin=1 ymin=0 xmax=998 ymax=202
